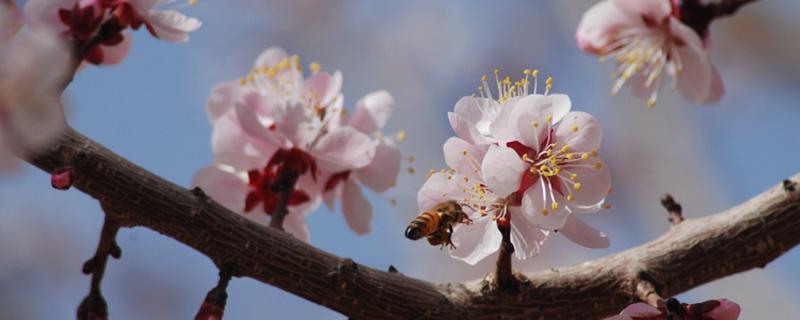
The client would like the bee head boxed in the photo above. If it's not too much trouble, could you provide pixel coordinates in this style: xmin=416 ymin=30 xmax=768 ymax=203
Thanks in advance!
xmin=404 ymin=226 xmax=424 ymax=240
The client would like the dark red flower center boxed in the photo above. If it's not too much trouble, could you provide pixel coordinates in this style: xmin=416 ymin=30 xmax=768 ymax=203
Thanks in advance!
xmin=243 ymin=148 xmax=316 ymax=214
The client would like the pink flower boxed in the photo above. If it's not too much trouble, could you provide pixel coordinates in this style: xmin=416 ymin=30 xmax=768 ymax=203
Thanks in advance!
xmin=321 ymin=91 xmax=401 ymax=235
xmin=194 ymin=47 xmax=390 ymax=238
xmin=478 ymin=72 xmax=611 ymax=249
xmin=605 ymin=299 xmax=741 ymax=320
xmin=24 ymin=0 xmax=201 ymax=64
xmin=193 ymin=164 xmax=320 ymax=243
xmin=417 ymin=170 xmax=548 ymax=265
xmin=232 ymin=47 xmax=376 ymax=176
xmin=576 ymin=0 xmax=723 ymax=107
xmin=0 ymin=2 xmax=71 ymax=173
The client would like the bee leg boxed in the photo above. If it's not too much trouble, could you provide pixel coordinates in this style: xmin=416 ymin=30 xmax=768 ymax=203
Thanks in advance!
xmin=447 ymin=240 xmax=457 ymax=250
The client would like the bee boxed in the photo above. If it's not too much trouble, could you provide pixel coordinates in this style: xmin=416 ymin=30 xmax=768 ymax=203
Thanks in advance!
xmin=405 ymin=200 xmax=471 ymax=249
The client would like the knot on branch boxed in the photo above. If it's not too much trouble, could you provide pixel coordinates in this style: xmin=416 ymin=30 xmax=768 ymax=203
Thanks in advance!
xmin=783 ymin=179 xmax=796 ymax=193
xmin=328 ymin=258 xmax=359 ymax=292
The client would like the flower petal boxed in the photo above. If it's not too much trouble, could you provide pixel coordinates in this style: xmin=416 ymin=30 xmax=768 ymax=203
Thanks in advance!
xmin=705 ymin=299 xmax=741 ymax=320
xmin=522 ymin=181 xmax=570 ymax=230
xmin=612 ymin=0 xmax=671 ymax=20
xmin=211 ymin=107 xmax=275 ymax=170
xmin=341 ymin=178 xmax=372 ymax=235
xmin=356 ymin=139 xmax=401 ymax=193
xmin=443 ymin=136 xmax=487 ymax=181
xmin=192 ymin=165 xmax=249 ymax=212
xmin=449 ymin=218 xmax=501 ymax=265
xmin=509 ymin=206 xmax=549 ymax=260
xmin=0 ymin=0 xmax=22 ymax=45
xmin=619 ymin=303 xmax=662 ymax=316
xmin=99 ymin=33 xmax=132 ymax=65
xmin=576 ymin=0 xmax=638 ymax=54
xmin=207 ymin=80 xmax=246 ymax=122
xmin=559 ymin=215 xmax=609 ymax=248
xmin=234 ymin=101 xmax=284 ymax=146
xmin=670 ymin=17 xmax=715 ymax=104
xmin=348 ymin=90 xmax=394 ymax=134
xmin=283 ymin=210 xmax=311 ymax=243
xmin=22 ymin=0 xmax=66 ymax=35
xmin=481 ymin=145 xmax=527 ymax=197
xmin=555 ymin=111 xmax=603 ymax=152
xmin=417 ymin=172 xmax=468 ymax=212
xmin=255 ymin=47 xmax=289 ymax=68
xmin=273 ymin=102 xmax=318 ymax=148
xmin=313 ymin=127 xmax=375 ymax=173
xmin=145 ymin=10 xmax=201 ymax=43
xmin=565 ymin=159 xmax=611 ymax=207
xmin=0 ymin=31 xmax=70 ymax=150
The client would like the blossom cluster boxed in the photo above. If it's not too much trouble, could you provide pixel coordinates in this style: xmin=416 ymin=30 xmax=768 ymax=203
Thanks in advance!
xmin=25 ymin=0 xmax=201 ymax=65
xmin=0 ymin=0 xmax=201 ymax=174
xmin=417 ymin=70 xmax=612 ymax=264
xmin=193 ymin=47 xmax=401 ymax=242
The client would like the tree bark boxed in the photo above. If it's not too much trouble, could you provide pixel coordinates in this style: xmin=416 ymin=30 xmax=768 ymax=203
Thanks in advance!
xmin=28 ymin=127 xmax=800 ymax=319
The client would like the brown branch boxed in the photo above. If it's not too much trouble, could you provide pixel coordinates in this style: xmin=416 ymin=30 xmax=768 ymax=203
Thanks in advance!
xmin=27 ymin=127 xmax=800 ymax=319
xmin=679 ymin=0 xmax=762 ymax=38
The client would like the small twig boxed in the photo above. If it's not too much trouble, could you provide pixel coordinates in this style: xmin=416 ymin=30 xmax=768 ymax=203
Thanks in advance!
xmin=679 ymin=0 xmax=762 ymax=38
xmin=77 ymin=215 xmax=121 ymax=320
xmin=660 ymin=194 xmax=684 ymax=225
xmin=195 ymin=264 xmax=235 ymax=320
xmin=494 ymin=222 xmax=517 ymax=292
xmin=635 ymin=272 xmax=665 ymax=308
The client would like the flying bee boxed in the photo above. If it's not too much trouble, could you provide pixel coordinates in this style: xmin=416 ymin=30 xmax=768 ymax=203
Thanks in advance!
xmin=405 ymin=200 xmax=471 ymax=249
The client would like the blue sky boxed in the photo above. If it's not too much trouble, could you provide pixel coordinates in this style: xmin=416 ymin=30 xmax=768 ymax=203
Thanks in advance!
xmin=1 ymin=1 xmax=799 ymax=318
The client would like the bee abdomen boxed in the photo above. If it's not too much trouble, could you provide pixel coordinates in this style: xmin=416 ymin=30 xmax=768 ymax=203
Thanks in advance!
xmin=405 ymin=212 xmax=440 ymax=240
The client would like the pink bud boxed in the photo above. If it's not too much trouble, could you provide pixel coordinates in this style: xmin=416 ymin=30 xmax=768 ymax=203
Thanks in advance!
xmin=194 ymin=302 xmax=224 ymax=320
xmin=51 ymin=167 xmax=74 ymax=190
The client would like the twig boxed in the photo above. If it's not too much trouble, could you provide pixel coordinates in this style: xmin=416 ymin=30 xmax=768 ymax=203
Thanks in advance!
xmin=660 ymin=194 xmax=684 ymax=225
xmin=195 ymin=264 xmax=235 ymax=320
xmin=77 ymin=214 xmax=121 ymax=320
xmin=28 ymin=128 xmax=800 ymax=319
xmin=635 ymin=272 xmax=664 ymax=308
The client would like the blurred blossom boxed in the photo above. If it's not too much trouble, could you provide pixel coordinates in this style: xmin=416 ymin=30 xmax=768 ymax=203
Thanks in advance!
xmin=576 ymin=0 xmax=723 ymax=107
xmin=24 ymin=0 xmax=201 ymax=65
xmin=194 ymin=47 xmax=400 ymax=241
xmin=605 ymin=299 xmax=740 ymax=320
xmin=0 ymin=2 xmax=71 ymax=173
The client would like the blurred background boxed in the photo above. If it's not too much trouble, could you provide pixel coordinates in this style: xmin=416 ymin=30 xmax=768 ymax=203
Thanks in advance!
xmin=2 ymin=0 xmax=799 ymax=318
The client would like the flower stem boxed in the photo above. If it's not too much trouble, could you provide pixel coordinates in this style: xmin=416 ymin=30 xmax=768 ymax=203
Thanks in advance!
xmin=268 ymin=172 xmax=300 ymax=231
xmin=679 ymin=0 xmax=762 ymax=38
xmin=494 ymin=223 xmax=517 ymax=292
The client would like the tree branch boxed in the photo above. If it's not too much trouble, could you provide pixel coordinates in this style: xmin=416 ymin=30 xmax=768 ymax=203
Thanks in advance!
xmin=28 ymin=127 xmax=800 ymax=319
